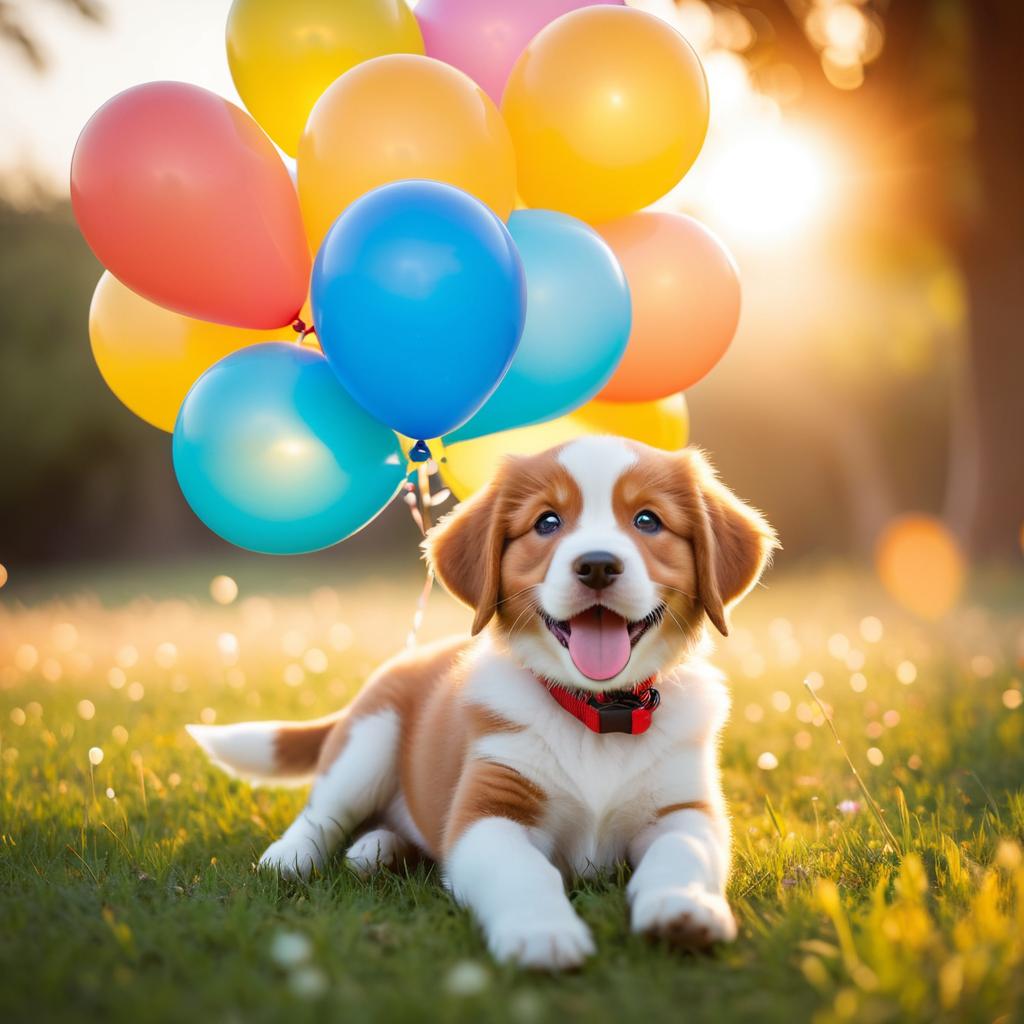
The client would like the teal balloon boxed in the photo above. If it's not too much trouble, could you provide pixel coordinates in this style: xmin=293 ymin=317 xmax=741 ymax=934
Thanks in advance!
xmin=173 ymin=343 xmax=405 ymax=554
xmin=447 ymin=209 xmax=631 ymax=443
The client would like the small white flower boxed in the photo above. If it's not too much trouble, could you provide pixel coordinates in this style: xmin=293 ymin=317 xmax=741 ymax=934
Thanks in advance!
xmin=270 ymin=930 xmax=312 ymax=969
xmin=837 ymin=800 xmax=861 ymax=815
xmin=444 ymin=960 xmax=489 ymax=996
xmin=288 ymin=966 xmax=328 ymax=999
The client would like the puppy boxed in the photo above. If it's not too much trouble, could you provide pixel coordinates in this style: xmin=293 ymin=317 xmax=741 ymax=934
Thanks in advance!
xmin=188 ymin=437 xmax=776 ymax=969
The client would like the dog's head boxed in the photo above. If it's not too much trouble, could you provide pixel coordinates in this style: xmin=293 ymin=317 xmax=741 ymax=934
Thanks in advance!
xmin=425 ymin=437 xmax=777 ymax=691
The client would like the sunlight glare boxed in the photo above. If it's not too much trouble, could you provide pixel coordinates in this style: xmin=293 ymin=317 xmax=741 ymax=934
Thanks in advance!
xmin=698 ymin=126 xmax=831 ymax=242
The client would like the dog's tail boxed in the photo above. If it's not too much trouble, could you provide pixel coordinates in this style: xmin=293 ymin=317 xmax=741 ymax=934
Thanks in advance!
xmin=186 ymin=713 xmax=343 ymax=786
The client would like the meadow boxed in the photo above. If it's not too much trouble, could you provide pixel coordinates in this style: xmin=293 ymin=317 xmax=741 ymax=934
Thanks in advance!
xmin=1 ymin=560 xmax=1022 ymax=1024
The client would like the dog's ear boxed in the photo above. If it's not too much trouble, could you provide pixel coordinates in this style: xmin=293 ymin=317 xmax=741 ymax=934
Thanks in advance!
xmin=423 ymin=473 xmax=506 ymax=636
xmin=680 ymin=449 xmax=778 ymax=637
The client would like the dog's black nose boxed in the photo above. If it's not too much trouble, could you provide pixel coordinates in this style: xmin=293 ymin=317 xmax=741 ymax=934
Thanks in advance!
xmin=573 ymin=551 xmax=624 ymax=590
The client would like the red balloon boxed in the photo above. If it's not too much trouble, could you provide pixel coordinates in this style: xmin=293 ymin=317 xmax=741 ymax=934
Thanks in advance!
xmin=71 ymin=82 xmax=310 ymax=329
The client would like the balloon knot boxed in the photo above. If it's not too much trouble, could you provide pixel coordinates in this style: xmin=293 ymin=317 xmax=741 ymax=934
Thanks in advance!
xmin=409 ymin=440 xmax=432 ymax=463
xmin=291 ymin=318 xmax=306 ymax=334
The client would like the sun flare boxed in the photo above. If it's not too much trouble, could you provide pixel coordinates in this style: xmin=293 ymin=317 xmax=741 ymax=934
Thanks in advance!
xmin=698 ymin=127 xmax=833 ymax=242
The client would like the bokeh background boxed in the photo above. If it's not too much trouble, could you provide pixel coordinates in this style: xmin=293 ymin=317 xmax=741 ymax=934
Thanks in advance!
xmin=2 ymin=7 xmax=1023 ymax=1020
xmin=0 ymin=0 xmax=1021 ymax=596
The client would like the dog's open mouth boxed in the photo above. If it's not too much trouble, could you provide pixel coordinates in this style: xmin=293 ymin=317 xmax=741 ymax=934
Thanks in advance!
xmin=540 ymin=605 xmax=665 ymax=682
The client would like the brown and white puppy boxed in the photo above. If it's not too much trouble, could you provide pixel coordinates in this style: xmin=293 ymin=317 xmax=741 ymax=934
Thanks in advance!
xmin=188 ymin=437 xmax=776 ymax=969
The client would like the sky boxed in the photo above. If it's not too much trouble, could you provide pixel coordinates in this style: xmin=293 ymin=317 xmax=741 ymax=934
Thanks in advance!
xmin=0 ymin=0 xmax=239 ymax=196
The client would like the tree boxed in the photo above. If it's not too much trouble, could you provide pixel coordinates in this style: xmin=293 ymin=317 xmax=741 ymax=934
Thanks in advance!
xmin=729 ymin=0 xmax=1023 ymax=561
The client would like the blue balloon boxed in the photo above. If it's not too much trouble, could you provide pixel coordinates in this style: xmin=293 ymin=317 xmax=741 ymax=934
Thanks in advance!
xmin=173 ymin=344 xmax=406 ymax=555
xmin=311 ymin=180 xmax=526 ymax=444
xmin=447 ymin=209 xmax=631 ymax=444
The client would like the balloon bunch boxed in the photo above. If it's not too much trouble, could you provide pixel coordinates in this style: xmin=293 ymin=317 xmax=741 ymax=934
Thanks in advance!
xmin=72 ymin=0 xmax=740 ymax=554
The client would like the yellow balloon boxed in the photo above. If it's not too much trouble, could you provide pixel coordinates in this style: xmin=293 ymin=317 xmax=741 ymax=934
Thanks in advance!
xmin=298 ymin=54 xmax=516 ymax=250
xmin=89 ymin=273 xmax=299 ymax=432
xmin=501 ymin=6 xmax=708 ymax=223
xmin=441 ymin=395 xmax=689 ymax=500
xmin=226 ymin=0 xmax=424 ymax=157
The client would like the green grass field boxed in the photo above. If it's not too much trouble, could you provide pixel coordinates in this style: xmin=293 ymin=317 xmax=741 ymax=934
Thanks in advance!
xmin=1 ymin=564 xmax=1022 ymax=1023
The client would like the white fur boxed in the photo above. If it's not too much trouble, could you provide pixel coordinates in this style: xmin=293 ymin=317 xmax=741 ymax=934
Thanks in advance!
xmin=258 ymin=711 xmax=399 ymax=879
xmin=441 ymin=646 xmax=730 ymax=964
xmin=464 ymin=642 xmax=728 ymax=877
xmin=514 ymin=436 xmax=665 ymax=691
xmin=185 ymin=721 xmax=307 ymax=785
xmin=345 ymin=828 xmax=411 ymax=879
xmin=445 ymin=817 xmax=596 ymax=969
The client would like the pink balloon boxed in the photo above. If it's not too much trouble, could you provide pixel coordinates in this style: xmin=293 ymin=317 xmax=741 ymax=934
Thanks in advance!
xmin=415 ymin=0 xmax=625 ymax=104
xmin=71 ymin=82 xmax=310 ymax=330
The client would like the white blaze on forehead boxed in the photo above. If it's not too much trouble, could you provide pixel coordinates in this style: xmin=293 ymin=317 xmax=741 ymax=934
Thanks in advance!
xmin=558 ymin=437 xmax=637 ymax=524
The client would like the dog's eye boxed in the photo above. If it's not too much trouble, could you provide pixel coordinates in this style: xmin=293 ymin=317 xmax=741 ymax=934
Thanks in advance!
xmin=534 ymin=512 xmax=562 ymax=536
xmin=633 ymin=510 xmax=662 ymax=534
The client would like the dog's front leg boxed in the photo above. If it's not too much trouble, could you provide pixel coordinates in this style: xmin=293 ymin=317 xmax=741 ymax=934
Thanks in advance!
xmin=627 ymin=805 xmax=737 ymax=950
xmin=443 ymin=763 xmax=593 ymax=970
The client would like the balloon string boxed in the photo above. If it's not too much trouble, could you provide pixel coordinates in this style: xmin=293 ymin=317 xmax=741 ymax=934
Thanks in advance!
xmin=404 ymin=459 xmax=439 ymax=649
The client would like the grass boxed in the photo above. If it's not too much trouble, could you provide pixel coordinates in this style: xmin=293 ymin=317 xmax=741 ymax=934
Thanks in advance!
xmin=1 ymin=563 xmax=1022 ymax=1023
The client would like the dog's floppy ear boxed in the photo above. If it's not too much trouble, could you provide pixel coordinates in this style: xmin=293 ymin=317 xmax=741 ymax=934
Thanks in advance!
xmin=680 ymin=449 xmax=777 ymax=637
xmin=423 ymin=472 xmax=506 ymax=636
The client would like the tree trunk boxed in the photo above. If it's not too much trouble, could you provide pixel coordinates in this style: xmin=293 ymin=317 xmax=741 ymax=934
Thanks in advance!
xmin=947 ymin=0 xmax=1024 ymax=560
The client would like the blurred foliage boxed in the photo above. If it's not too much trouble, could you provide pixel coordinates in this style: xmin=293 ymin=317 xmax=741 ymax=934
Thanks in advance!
xmin=0 ymin=202 xmax=200 ymax=561
xmin=0 ymin=0 xmax=104 ymax=72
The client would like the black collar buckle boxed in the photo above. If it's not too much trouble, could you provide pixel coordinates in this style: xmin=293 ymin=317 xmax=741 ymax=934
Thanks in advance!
xmin=589 ymin=686 xmax=661 ymax=734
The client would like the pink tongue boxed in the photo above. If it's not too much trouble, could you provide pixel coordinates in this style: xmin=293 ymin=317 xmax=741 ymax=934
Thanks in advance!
xmin=567 ymin=607 xmax=632 ymax=681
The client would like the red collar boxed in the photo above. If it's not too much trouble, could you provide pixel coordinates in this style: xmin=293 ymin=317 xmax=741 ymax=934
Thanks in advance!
xmin=541 ymin=676 xmax=661 ymax=735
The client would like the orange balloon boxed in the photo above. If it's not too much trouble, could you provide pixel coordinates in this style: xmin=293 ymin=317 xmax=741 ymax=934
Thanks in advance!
xmin=89 ymin=272 xmax=301 ymax=431
xmin=72 ymin=83 xmax=310 ymax=329
xmin=298 ymin=54 xmax=516 ymax=250
xmin=501 ymin=6 xmax=708 ymax=222
xmin=596 ymin=213 xmax=740 ymax=402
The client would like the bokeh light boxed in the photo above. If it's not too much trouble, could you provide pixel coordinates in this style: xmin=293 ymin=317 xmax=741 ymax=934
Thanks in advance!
xmin=210 ymin=574 xmax=239 ymax=605
xmin=875 ymin=515 xmax=965 ymax=620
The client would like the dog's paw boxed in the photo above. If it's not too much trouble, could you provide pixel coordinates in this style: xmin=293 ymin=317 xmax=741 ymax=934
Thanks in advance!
xmin=344 ymin=828 xmax=406 ymax=879
xmin=631 ymin=887 xmax=737 ymax=950
xmin=258 ymin=835 xmax=325 ymax=880
xmin=487 ymin=913 xmax=595 ymax=971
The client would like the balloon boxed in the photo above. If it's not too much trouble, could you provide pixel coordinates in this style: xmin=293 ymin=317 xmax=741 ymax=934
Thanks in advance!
xmin=441 ymin=394 xmax=689 ymax=500
xmin=501 ymin=6 xmax=708 ymax=222
xmin=447 ymin=209 xmax=630 ymax=443
xmin=71 ymin=82 xmax=309 ymax=329
xmin=415 ymin=0 xmax=623 ymax=105
xmin=312 ymin=180 xmax=526 ymax=443
xmin=89 ymin=272 xmax=299 ymax=432
xmin=173 ymin=344 xmax=406 ymax=555
xmin=596 ymin=212 xmax=740 ymax=402
xmin=227 ymin=0 xmax=424 ymax=157
xmin=298 ymin=54 xmax=516 ymax=250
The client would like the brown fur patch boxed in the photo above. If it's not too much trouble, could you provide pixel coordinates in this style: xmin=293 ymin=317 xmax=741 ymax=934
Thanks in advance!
xmin=656 ymin=800 xmax=713 ymax=819
xmin=425 ymin=450 xmax=582 ymax=636
xmin=444 ymin=760 xmax=547 ymax=852
xmin=616 ymin=446 xmax=777 ymax=637
xmin=274 ymin=718 xmax=341 ymax=775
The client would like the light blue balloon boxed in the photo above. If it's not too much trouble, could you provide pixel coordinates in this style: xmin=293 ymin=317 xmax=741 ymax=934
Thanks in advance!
xmin=446 ymin=209 xmax=631 ymax=444
xmin=173 ymin=343 xmax=406 ymax=555
xmin=311 ymin=180 xmax=526 ymax=445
